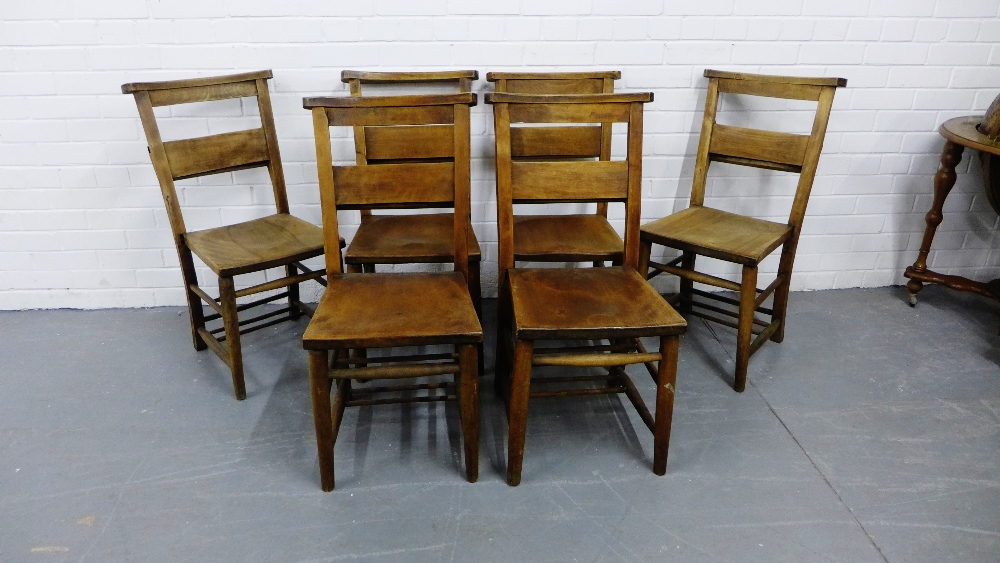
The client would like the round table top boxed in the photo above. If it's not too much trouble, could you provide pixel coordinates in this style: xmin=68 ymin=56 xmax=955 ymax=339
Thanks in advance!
xmin=940 ymin=116 xmax=1000 ymax=156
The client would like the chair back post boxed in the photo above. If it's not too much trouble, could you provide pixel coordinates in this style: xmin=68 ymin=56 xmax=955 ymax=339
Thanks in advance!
xmin=492 ymin=100 xmax=515 ymax=280
xmin=304 ymin=93 xmax=477 ymax=279
xmin=253 ymin=77 xmax=290 ymax=214
xmin=623 ymin=100 xmax=645 ymax=269
xmin=689 ymin=77 xmax=720 ymax=208
xmin=310 ymin=106 xmax=344 ymax=277
xmin=788 ymin=85 xmax=838 ymax=232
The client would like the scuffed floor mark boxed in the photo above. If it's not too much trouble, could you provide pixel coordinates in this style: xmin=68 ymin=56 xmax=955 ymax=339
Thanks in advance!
xmin=77 ymin=516 xmax=95 ymax=526
xmin=30 ymin=546 xmax=69 ymax=553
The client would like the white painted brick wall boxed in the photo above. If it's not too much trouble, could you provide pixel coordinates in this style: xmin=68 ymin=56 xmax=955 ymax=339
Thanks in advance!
xmin=1 ymin=1 xmax=999 ymax=309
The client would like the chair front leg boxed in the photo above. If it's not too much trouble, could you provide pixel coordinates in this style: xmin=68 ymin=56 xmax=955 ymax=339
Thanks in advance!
xmin=458 ymin=344 xmax=480 ymax=483
xmin=506 ymin=339 xmax=534 ymax=486
xmin=219 ymin=276 xmax=246 ymax=400
xmin=653 ymin=335 xmax=679 ymax=475
xmin=735 ymin=265 xmax=758 ymax=393
xmin=308 ymin=350 xmax=335 ymax=491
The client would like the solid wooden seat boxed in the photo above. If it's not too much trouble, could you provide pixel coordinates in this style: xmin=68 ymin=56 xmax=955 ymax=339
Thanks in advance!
xmin=488 ymin=91 xmax=687 ymax=486
xmin=639 ymin=207 xmax=792 ymax=267
xmin=488 ymin=71 xmax=623 ymax=267
xmin=303 ymin=92 xmax=482 ymax=491
xmin=185 ymin=214 xmax=325 ymax=277
xmin=509 ymin=267 xmax=685 ymax=340
xmin=123 ymin=70 xmax=328 ymax=401
xmin=513 ymin=215 xmax=623 ymax=262
xmin=345 ymin=213 xmax=481 ymax=264
xmin=303 ymin=272 xmax=481 ymax=349
xmin=639 ymin=69 xmax=845 ymax=393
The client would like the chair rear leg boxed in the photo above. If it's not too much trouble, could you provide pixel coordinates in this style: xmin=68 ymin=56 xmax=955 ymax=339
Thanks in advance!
xmin=679 ymin=251 xmax=696 ymax=314
xmin=637 ymin=239 xmax=652 ymax=280
xmin=734 ymin=266 xmax=758 ymax=393
xmin=286 ymin=263 xmax=302 ymax=320
xmin=770 ymin=242 xmax=796 ymax=344
xmin=652 ymin=335 xmax=679 ymax=475
xmin=178 ymin=248 xmax=207 ymax=351
xmin=219 ymin=276 xmax=246 ymax=400
xmin=494 ymin=280 xmax=514 ymax=397
xmin=346 ymin=263 xmax=363 ymax=274
xmin=458 ymin=344 xmax=480 ymax=483
xmin=308 ymin=350 xmax=335 ymax=491
xmin=506 ymin=339 xmax=534 ymax=486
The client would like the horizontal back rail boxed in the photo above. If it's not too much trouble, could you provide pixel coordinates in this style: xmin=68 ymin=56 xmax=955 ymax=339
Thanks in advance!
xmin=146 ymin=81 xmax=258 ymax=107
xmin=511 ymin=161 xmax=628 ymax=202
xmin=501 ymin=78 xmax=605 ymax=94
xmin=487 ymin=71 xmax=621 ymax=81
xmin=163 ymin=128 xmax=269 ymax=180
xmin=342 ymin=70 xmax=478 ymax=83
xmin=709 ymin=124 xmax=810 ymax=169
xmin=364 ymin=125 xmax=455 ymax=161
xmin=705 ymin=69 xmax=847 ymax=88
xmin=511 ymin=126 xmax=602 ymax=158
xmin=326 ymin=105 xmax=455 ymax=127
xmin=717 ymin=78 xmax=823 ymax=102
xmin=332 ymin=162 xmax=455 ymax=208
xmin=509 ymin=103 xmax=631 ymax=124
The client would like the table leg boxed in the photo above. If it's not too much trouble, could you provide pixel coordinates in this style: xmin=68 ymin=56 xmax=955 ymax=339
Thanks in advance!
xmin=904 ymin=140 xmax=965 ymax=305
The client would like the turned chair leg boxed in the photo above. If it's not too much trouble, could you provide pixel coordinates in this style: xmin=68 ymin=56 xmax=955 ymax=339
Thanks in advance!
xmin=179 ymin=249 xmax=207 ymax=351
xmin=734 ymin=266 xmax=758 ymax=393
xmin=652 ymin=335 xmax=679 ymax=475
xmin=506 ymin=339 xmax=534 ymax=486
xmin=218 ymin=276 xmax=246 ymax=400
xmin=458 ymin=344 xmax=480 ymax=483
xmin=770 ymin=243 xmax=795 ymax=344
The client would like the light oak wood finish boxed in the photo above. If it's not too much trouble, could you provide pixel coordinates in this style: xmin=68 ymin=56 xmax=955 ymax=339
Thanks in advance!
xmin=339 ymin=72 xmax=483 ymax=369
xmin=488 ymin=91 xmax=687 ymax=485
xmin=123 ymin=70 xmax=332 ymax=401
xmin=640 ymin=69 xmax=845 ymax=393
xmin=488 ymin=72 xmax=623 ymax=268
xmin=304 ymin=92 xmax=482 ymax=491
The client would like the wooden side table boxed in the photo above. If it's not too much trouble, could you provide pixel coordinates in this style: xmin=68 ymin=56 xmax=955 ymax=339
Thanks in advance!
xmin=904 ymin=116 xmax=1000 ymax=305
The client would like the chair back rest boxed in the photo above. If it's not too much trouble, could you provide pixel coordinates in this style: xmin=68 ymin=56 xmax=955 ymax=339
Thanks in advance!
xmin=487 ymin=92 xmax=652 ymax=272
xmin=488 ymin=71 xmax=618 ymax=160
xmin=692 ymin=69 xmax=846 ymax=229
xmin=122 ymin=70 xmax=287 ymax=241
xmin=305 ymin=93 xmax=477 ymax=278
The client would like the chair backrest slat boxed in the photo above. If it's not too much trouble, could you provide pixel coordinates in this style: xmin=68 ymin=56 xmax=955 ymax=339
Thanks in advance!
xmin=163 ymin=129 xmax=270 ymax=180
xmin=716 ymin=78 xmax=823 ymax=102
xmin=511 ymin=126 xmax=602 ymax=158
xmin=708 ymin=125 xmax=810 ymax=170
xmin=501 ymin=78 xmax=605 ymax=94
xmin=322 ymin=104 xmax=455 ymax=127
xmin=332 ymin=162 xmax=455 ymax=208
xmin=507 ymin=102 xmax=632 ymax=125
xmin=121 ymin=70 xmax=288 ymax=240
xmin=363 ymin=125 xmax=455 ymax=161
xmin=511 ymin=161 xmax=628 ymax=203
xmin=146 ymin=81 xmax=259 ymax=107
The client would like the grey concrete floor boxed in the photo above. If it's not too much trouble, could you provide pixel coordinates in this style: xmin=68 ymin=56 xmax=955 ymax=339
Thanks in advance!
xmin=0 ymin=286 xmax=998 ymax=562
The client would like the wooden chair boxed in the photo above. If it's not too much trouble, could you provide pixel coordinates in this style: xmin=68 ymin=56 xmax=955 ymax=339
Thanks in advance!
xmin=122 ymin=70 xmax=331 ymax=401
xmin=487 ymin=71 xmax=624 ymax=268
xmin=340 ymin=70 xmax=482 ymax=325
xmin=488 ymin=91 xmax=687 ymax=486
xmin=639 ymin=69 xmax=846 ymax=393
xmin=303 ymin=92 xmax=482 ymax=491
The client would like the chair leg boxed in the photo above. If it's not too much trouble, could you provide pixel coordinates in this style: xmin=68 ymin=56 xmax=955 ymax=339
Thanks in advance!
xmin=178 ymin=248 xmax=207 ymax=351
xmin=494 ymin=279 xmax=513 ymax=397
xmin=679 ymin=251 xmax=696 ymax=314
xmin=735 ymin=266 xmax=758 ymax=393
xmin=346 ymin=263 xmax=362 ymax=274
xmin=308 ymin=350 xmax=335 ymax=491
xmin=469 ymin=260 xmax=485 ymax=379
xmin=506 ymin=339 xmax=534 ymax=486
xmin=770 ymin=241 xmax=796 ymax=344
xmin=218 ymin=276 xmax=246 ymax=400
xmin=458 ymin=344 xmax=480 ymax=483
xmin=637 ymin=239 xmax=652 ymax=280
xmin=652 ymin=335 xmax=679 ymax=475
xmin=362 ymin=263 xmax=376 ymax=273
xmin=286 ymin=263 xmax=301 ymax=320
